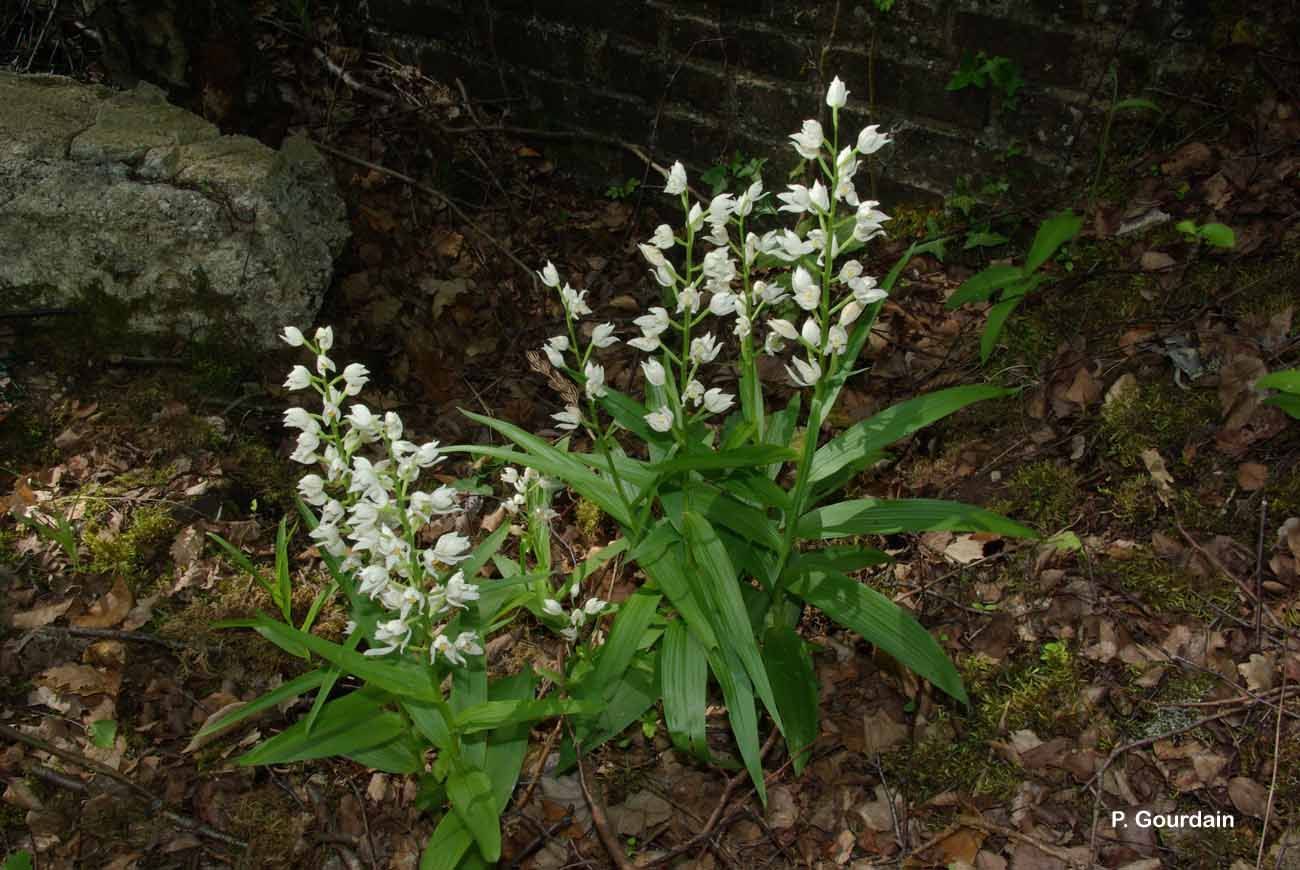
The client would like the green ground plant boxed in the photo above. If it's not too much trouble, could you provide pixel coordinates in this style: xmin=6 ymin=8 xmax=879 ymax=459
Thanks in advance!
xmin=205 ymin=78 xmax=1035 ymax=869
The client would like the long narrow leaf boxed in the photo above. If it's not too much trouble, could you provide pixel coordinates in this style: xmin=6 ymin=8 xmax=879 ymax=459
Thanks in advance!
xmin=662 ymin=620 xmax=710 ymax=763
xmin=789 ymin=569 xmax=967 ymax=704
xmin=810 ymin=385 xmax=1011 ymax=487
xmin=945 ymin=264 xmax=1023 ymax=308
xmin=681 ymin=513 xmax=784 ymax=735
xmin=980 ymin=296 xmax=1023 ymax=362
xmin=420 ymin=812 xmax=474 ymax=870
xmin=238 ymin=687 xmax=404 ymax=766
xmin=798 ymin=498 xmax=1037 ymax=540
xmin=195 ymin=669 xmax=328 ymax=739
xmin=1023 ymin=211 xmax=1082 ymax=274
xmin=706 ymin=645 xmax=767 ymax=804
xmin=245 ymin=614 xmax=440 ymax=700
xmin=454 ymin=698 xmax=601 ymax=733
xmin=649 ymin=444 xmax=796 ymax=475
xmin=631 ymin=521 xmax=718 ymax=650
xmin=591 ymin=590 xmax=661 ymax=693
xmin=447 ymin=767 xmax=501 ymax=863
xmin=762 ymin=623 xmax=818 ymax=776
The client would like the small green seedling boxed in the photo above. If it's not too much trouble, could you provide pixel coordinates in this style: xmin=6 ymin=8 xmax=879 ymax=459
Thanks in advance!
xmin=947 ymin=52 xmax=1024 ymax=106
xmin=1256 ymin=369 xmax=1300 ymax=419
xmin=604 ymin=177 xmax=641 ymax=200
xmin=946 ymin=211 xmax=1083 ymax=361
xmin=1175 ymin=220 xmax=1235 ymax=249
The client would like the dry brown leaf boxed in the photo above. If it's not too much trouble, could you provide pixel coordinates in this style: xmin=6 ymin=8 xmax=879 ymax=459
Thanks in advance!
xmin=37 ymin=663 xmax=119 ymax=698
xmin=1161 ymin=142 xmax=1212 ymax=176
xmin=184 ymin=701 xmax=249 ymax=754
xmin=944 ymin=534 xmax=987 ymax=565
xmin=1139 ymin=449 xmax=1175 ymax=504
xmin=1140 ymin=251 xmax=1176 ymax=272
xmin=10 ymin=598 xmax=72 ymax=629
xmin=1236 ymin=462 xmax=1268 ymax=491
xmin=862 ymin=709 xmax=909 ymax=754
xmin=766 ymin=785 xmax=799 ymax=829
xmin=170 ymin=526 xmax=204 ymax=569
xmin=1237 ymin=652 xmax=1275 ymax=692
xmin=1227 ymin=776 xmax=1269 ymax=818
xmin=74 ymin=577 xmax=134 ymax=630
xmin=1105 ymin=373 xmax=1139 ymax=406
xmin=1063 ymin=366 xmax=1101 ymax=407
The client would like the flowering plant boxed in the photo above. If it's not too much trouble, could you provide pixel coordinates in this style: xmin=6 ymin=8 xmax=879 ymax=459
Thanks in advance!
xmin=200 ymin=77 xmax=1036 ymax=869
xmin=451 ymin=76 xmax=1035 ymax=800
xmin=198 ymin=326 xmax=618 ymax=867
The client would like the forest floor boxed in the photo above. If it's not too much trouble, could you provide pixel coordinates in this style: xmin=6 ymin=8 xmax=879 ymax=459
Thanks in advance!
xmin=2 ymin=9 xmax=1300 ymax=870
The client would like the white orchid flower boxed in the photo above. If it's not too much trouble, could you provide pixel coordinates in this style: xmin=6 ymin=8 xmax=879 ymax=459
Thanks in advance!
xmin=645 ymin=406 xmax=674 ymax=432
xmin=590 ymin=322 xmax=619 ymax=348
xmin=689 ymin=333 xmax=721 ymax=364
xmin=827 ymin=325 xmax=848 ymax=355
xmin=856 ymin=124 xmax=891 ymax=155
xmin=768 ymin=318 xmax=799 ymax=341
xmin=702 ymin=388 xmax=734 ymax=414
xmin=634 ymin=307 xmax=670 ymax=336
xmin=552 ymin=405 xmax=582 ymax=430
xmin=431 ymin=532 xmax=472 ymax=564
xmin=281 ymin=326 xmax=305 ymax=347
xmin=560 ymin=283 xmax=592 ymax=318
xmin=792 ymin=266 xmax=820 ymax=311
xmin=665 ymin=161 xmax=687 ymax=195
xmin=543 ymin=335 xmax=569 ymax=367
xmin=342 ymin=362 xmax=370 ymax=396
xmin=789 ymin=119 xmax=824 ymax=160
xmin=641 ymin=359 xmax=666 ymax=387
xmin=539 ymin=261 xmax=561 ymax=287
xmin=284 ymin=365 xmax=312 ymax=390
xmin=826 ymin=76 xmax=848 ymax=108
xmin=786 ymin=356 xmax=823 ymax=388
xmin=584 ymin=362 xmax=607 ymax=399
xmin=651 ymin=224 xmax=675 ymax=249
xmin=801 ymin=318 xmax=821 ymax=349
xmin=431 ymin=634 xmax=465 ymax=667
xmin=314 ymin=326 xmax=334 ymax=352
xmin=683 ymin=379 xmax=705 ymax=406
xmin=840 ymin=301 xmax=864 ymax=326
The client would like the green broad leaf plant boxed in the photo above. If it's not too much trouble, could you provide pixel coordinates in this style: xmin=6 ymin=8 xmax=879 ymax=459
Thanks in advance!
xmin=203 ymin=76 xmax=1035 ymax=868
xmin=945 ymin=210 xmax=1083 ymax=362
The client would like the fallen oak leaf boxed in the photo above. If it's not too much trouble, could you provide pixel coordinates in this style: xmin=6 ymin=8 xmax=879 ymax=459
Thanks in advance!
xmin=10 ymin=598 xmax=72 ymax=629
xmin=1140 ymin=449 xmax=1175 ymax=505
xmin=1236 ymin=462 xmax=1267 ymax=492
xmin=74 ymin=577 xmax=134 ymax=630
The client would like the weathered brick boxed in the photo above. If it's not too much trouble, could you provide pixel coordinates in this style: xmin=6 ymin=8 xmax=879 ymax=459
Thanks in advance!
xmin=872 ymin=54 xmax=989 ymax=129
xmin=953 ymin=12 xmax=1081 ymax=88
xmin=608 ymin=41 xmax=671 ymax=104
xmin=665 ymin=59 xmax=734 ymax=117
xmin=728 ymin=22 xmax=812 ymax=82
xmin=656 ymin=107 xmax=731 ymax=161
xmin=494 ymin=19 xmax=609 ymax=82
xmin=368 ymin=0 xmax=470 ymax=39
xmin=551 ymin=0 xmax=663 ymax=46
xmin=734 ymin=78 xmax=806 ymax=140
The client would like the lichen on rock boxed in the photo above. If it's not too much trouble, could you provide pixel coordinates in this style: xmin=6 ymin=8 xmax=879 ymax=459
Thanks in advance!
xmin=0 ymin=72 xmax=349 ymax=349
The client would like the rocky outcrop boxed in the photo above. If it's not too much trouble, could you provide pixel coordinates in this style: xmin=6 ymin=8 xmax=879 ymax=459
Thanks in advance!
xmin=0 ymin=73 xmax=349 ymax=349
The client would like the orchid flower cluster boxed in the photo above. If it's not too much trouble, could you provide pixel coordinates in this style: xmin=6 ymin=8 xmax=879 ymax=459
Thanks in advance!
xmin=496 ymin=464 xmax=611 ymax=643
xmin=279 ymin=325 xmax=483 ymax=666
xmin=538 ymin=76 xmax=893 ymax=438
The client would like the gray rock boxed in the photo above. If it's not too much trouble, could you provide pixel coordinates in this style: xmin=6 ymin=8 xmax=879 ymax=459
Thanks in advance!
xmin=0 ymin=73 xmax=349 ymax=349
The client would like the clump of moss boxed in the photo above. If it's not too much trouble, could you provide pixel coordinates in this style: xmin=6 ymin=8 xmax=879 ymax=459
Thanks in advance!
xmin=1168 ymin=822 xmax=1256 ymax=869
xmin=1099 ymin=381 xmax=1219 ymax=470
xmin=575 ymin=497 xmax=603 ymax=540
xmin=224 ymin=436 xmax=296 ymax=512
xmin=999 ymin=461 xmax=1080 ymax=529
xmin=883 ymin=643 xmax=1090 ymax=801
xmin=1106 ymin=548 xmax=1235 ymax=617
xmin=85 ymin=503 xmax=177 ymax=581
xmin=226 ymin=785 xmax=305 ymax=868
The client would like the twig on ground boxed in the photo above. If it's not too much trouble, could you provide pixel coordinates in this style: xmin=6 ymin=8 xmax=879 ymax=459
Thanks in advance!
xmin=502 ymin=811 xmax=574 ymax=870
xmin=1087 ymin=704 xmax=1255 ymax=865
xmin=959 ymin=816 xmax=1089 ymax=868
xmin=345 ymin=776 xmax=377 ymax=868
xmin=309 ymin=140 xmax=539 ymax=290
xmin=1257 ymin=674 xmax=1288 ymax=868
xmin=1175 ymin=524 xmax=1285 ymax=633
xmin=13 ymin=731 xmax=247 ymax=850
xmin=37 ymin=625 xmax=184 ymax=650
xmin=513 ymin=718 xmax=564 ymax=811
xmin=565 ymin=721 xmax=632 ymax=870
xmin=642 ymin=730 xmax=781 ymax=868
xmin=1255 ymin=496 xmax=1268 ymax=650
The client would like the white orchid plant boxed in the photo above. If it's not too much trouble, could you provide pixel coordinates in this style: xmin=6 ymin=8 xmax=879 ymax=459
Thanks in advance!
xmin=201 ymin=78 xmax=1036 ymax=869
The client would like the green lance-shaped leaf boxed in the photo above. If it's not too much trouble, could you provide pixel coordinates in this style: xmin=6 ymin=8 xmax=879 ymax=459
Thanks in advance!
xmin=662 ymin=619 xmax=711 ymax=763
xmin=761 ymin=623 xmax=818 ymax=776
xmin=797 ymin=498 xmax=1037 ymax=540
xmin=1023 ymin=210 xmax=1082 ymax=274
xmin=447 ymin=767 xmax=501 ymax=863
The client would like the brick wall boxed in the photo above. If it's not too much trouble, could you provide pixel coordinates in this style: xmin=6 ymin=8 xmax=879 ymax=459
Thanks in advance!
xmin=366 ymin=0 xmax=1271 ymax=201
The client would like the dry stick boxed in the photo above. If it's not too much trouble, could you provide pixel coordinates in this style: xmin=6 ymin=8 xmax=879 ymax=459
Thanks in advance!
xmin=1087 ymin=704 xmax=1251 ymax=866
xmin=345 ymin=776 xmax=377 ymax=869
xmin=643 ymin=730 xmax=782 ymax=868
xmin=565 ymin=720 xmax=633 ymax=870
xmin=1255 ymin=496 xmax=1268 ymax=650
xmin=512 ymin=718 xmax=564 ymax=812
xmin=1257 ymin=674 xmax=1288 ymax=868
xmin=308 ymin=140 xmax=539 ymax=290
xmin=40 ymin=625 xmax=184 ymax=650
xmin=7 ymin=726 xmax=247 ymax=850
xmin=959 ymin=816 xmax=1090 ymax=868
xmin=1175 ymin=523 xmax=1285 ymax=632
